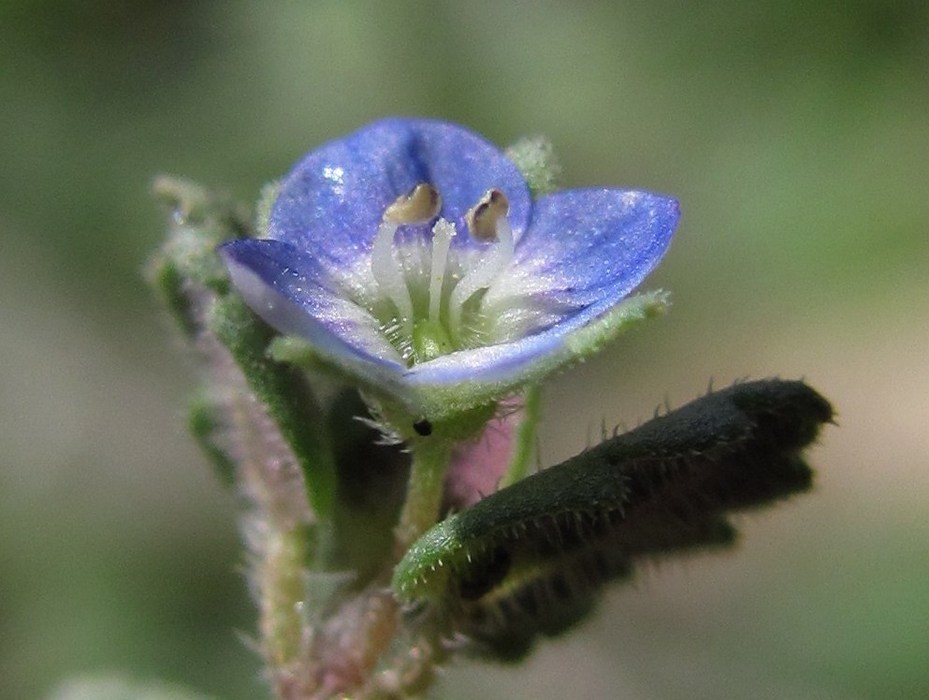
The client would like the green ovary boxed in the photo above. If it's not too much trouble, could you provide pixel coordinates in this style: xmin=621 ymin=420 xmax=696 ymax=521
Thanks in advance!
xmin=412 ymin=318 xmax=455 ymax=363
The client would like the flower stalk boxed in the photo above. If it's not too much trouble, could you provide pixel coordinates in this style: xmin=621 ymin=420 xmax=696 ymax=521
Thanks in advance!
xmin=395 ymin=438 xmax=454 ymax=553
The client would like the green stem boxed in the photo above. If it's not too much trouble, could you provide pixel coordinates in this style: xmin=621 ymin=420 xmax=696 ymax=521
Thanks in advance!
xmin=500 ymin=385 xmax=542 ymax=488
xmin=261 ymin=525 xmax=307 ymax=673
xmin=212 ymin=297 xmax=338 ymax=522
xmin=395 ymin=439 xmax=453 ymax=552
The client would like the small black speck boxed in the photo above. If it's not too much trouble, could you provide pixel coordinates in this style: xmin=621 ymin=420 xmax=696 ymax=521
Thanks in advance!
xmin=413 ymin=419 xmax=433 ymax=436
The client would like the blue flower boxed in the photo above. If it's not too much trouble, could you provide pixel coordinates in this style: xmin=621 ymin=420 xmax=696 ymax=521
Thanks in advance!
xmin=220 ymin=118 xmax=679 ymax=420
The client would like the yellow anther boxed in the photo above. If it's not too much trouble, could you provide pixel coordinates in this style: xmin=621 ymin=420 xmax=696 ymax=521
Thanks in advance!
xmin=466 ymin=189 xmax=509 ymax=241
xmin=384 ymin=183 xmax=442 ymax=224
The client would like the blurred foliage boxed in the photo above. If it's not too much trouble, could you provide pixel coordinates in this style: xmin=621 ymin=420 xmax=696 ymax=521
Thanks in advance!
xmin=1 ymin=1 xmax=926 ymax=699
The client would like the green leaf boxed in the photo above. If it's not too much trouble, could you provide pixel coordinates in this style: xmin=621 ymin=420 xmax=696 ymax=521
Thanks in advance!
xmin=393 ymin=379 xmax=833 ymax=660
xmin=148 ymin=175 xmax=337 ymax=521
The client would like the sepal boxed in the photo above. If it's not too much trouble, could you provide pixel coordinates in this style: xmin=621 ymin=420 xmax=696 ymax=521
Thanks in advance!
xmin=505 ymin=135 xmax=563 ymax=197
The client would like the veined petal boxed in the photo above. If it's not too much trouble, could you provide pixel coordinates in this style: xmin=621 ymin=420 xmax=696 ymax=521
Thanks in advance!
xmin=221 ymin=239 xmax=668 ymax=418
xmin=483 ymin=189 xmax=679 ymax=339
xmin=219 ymin=239 xmax=410 ymax=387
xmin=269 ymin=118 xmax=531 ymax=271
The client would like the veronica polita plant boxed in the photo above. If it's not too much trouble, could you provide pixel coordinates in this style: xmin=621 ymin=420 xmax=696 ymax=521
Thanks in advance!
xmin=149 ymin=118 xmax=831 ymax=699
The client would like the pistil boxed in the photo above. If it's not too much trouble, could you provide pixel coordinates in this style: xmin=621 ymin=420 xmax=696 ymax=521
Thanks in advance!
xmin=428 ymin=219 xmax=456 ymax=324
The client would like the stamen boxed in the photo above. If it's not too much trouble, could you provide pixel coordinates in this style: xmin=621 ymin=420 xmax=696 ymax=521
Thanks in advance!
xmin=429 ymin=219 xmax=456 ymax=323
xmin=372 ymin=184 xmax=440 ymax=328
xmin=465 ymin=188 xmax=509 ymax=241
xmin=449 ymin=189 xmax=514 ymax=336
xmin=371 ymin=220 xmax=414 ymax=327
xmin=384 ymin=183 xmax=442 ymax=224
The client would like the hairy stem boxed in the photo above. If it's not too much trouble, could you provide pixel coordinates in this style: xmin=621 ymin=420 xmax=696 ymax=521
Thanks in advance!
xmin=395 ymin=439 xmax=454 ymax=554
xmin=500 ymin=385 xmax=541 ymax=488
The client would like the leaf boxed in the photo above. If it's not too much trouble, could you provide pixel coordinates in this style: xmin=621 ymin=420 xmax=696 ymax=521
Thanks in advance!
xmin=393 ymin=378 xmax=833 ymax=660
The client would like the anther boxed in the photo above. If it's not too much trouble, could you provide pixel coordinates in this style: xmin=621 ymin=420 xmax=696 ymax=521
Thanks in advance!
xmin=448 ymin=188 xmax=515 ymax=336
xmin=384 ymin=183 xmax=442 ymax=224
xmin=466 ymin=189 xmax=509 ymax=241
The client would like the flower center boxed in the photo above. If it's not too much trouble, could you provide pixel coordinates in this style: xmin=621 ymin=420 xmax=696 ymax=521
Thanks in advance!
xmin=370 ymin=185 xmax=514 ymax=365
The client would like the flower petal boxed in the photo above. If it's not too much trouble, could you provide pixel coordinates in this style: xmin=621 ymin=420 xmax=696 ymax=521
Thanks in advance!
xmin=483 ymin=189 xmax=679 ymax=338
xmin=219 ymin=239 xmax=410 ymax=386
xmin=222 ymin=122 xmax=680 ymax=420
xmin=404 ymin=291 xmax=671 ymax=419
xmin=268 ymin=118 xmax=531 ymax=271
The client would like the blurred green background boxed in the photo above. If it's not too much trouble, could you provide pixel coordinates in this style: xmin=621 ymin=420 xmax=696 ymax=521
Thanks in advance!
xmin=1 ymin=1 xmax=926 ymax=698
